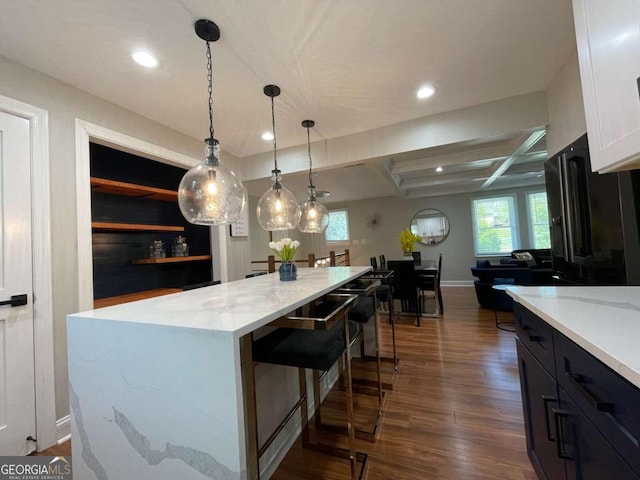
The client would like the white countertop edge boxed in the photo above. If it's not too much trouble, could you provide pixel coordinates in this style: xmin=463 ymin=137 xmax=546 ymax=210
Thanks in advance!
xmin=67 ymin=266 xmax=372 ymax=337
xmin=506 ymin=286 xmax=640 ymax=390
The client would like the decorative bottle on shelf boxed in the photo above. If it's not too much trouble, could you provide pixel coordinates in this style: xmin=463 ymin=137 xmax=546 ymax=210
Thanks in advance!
xmin=150 ymin=240 xmax=166 ymax=259
xmin=172 ymin=236 xmax=188 ymax=257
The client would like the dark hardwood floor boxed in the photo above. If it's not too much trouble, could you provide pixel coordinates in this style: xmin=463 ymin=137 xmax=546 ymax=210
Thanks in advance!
xmin=36 ymin=287 xmax=535 ymax=479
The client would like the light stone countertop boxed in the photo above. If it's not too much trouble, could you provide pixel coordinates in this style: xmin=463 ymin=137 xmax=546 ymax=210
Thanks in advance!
xmin=69 ymin=266 xmax=371 ymax=337
xmin=506 ymin=286 xmax=640 ymax=389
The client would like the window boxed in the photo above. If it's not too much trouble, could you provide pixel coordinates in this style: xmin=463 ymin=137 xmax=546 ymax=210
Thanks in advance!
xmin=325 ymin=209 xmax=350 ymax=243
xmin=527 ymin=191 xmax=551 ymax=249
xmin=471 ymin=195 xmax=519 ymax=256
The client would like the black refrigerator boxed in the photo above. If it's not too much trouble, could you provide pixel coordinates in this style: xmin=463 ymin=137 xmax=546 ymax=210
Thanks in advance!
xmin=544 ymin=134 xmax=640 ymax=285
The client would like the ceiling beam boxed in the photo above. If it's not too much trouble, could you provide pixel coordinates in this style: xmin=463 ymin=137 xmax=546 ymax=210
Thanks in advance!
xmin=400 ymin=169 xmax=494 ymax=189
xmin=389 ymin=143 xmax=513 ymax=175
xmin=480 ymin=130 xmax=546 ymax=190
xmin=405 ymin=180 xmax=486 ymax=199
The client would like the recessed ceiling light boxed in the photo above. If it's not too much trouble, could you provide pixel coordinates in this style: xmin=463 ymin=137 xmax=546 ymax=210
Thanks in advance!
xmin=132 ymin=50 xmax=158 ymax=68
xmin=261 ymin=132 xmax=274 ymax=141
xmin=436 ymin=166 xmax=443 ymax=172
xmin=417 ymin=85 xmax=436 ymax=99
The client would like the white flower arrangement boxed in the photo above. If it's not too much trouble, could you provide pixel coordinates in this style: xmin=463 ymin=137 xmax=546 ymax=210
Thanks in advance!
xmin=269 ymin=238 xmax=300 ymax=262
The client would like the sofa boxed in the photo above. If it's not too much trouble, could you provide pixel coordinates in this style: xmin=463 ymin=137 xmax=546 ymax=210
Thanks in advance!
xmin=471 ymin=249 xmax=554 ymax=311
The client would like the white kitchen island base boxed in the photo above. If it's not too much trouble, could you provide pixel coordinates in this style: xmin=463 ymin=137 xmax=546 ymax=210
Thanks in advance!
xmin=67 ymin=266 xmax=370 ymax=480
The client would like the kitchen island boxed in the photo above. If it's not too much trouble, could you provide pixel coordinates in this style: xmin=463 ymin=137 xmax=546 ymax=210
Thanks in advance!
xmin=67 ymin=266 xmax=370 ymax=480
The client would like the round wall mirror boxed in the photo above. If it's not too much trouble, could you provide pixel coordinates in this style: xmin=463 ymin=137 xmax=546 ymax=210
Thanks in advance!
xmin=410 ymin=208 xmax=450 ymax=245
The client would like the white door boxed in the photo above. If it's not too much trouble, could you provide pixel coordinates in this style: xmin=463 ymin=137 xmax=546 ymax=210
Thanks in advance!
xmin=0 ymin=110 xmax=36 ymax=455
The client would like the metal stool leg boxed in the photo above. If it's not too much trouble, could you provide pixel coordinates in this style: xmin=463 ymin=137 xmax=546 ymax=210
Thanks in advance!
xmin=343 ymin=312 xmax=357 ymax=479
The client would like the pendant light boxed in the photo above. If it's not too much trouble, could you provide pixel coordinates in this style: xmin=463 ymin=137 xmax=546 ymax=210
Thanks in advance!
xmin=297 ymin=120 xmax=329 ymax=233
xmin=256 ymin=85 xmax=301 ymax=231
xmin=178 ymin=19 xmax=246 ymax=226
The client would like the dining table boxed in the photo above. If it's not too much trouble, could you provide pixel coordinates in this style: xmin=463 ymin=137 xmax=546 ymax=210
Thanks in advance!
xmin=414 ymin=259 xmax=438 ymax=275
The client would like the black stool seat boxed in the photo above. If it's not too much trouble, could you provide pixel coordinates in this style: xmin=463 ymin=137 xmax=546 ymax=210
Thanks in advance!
xmin=347 ymin=295 xmax=375 ymax=324
xmin=253 ymin=319 xmax=358 ymax=372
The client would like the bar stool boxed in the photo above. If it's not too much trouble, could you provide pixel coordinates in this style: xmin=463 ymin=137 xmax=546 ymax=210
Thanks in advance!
xmin=251 ymin=293 xmax=367 ymax=480
xmin=359 ymin=270 xmax=399 ymax=389
xmin=331 ymin=278 xmax=386 ymax=441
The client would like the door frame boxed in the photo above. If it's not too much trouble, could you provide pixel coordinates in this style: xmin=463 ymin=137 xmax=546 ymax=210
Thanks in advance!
xmin=74 ymin=119 xmax=229 ymax=312
xmin=0 ymin=95 xmax=55 ymax=450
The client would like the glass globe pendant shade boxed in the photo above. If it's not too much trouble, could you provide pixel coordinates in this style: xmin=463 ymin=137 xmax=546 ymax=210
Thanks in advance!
xmin=256 ymin=170 xmax=301 ymax=231
xmin=297 ymin=187 xmax=329 ymax=233
xmin=178 ymin=138 xmax=246 ymax=225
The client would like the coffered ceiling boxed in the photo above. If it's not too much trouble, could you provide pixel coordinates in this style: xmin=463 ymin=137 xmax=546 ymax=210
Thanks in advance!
xmin=0 ymin=0 xmax=575 ymax=201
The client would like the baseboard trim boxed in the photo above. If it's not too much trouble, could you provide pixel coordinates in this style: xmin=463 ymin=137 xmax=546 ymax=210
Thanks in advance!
xmin=56 ymin=415 xmax=71 ymax=444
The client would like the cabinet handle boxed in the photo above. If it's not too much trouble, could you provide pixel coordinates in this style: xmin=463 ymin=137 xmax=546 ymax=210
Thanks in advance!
xmin=553 ymin=408 xmax=574 ymax=460
xmin=542 ymin=395 xmax=557 ymax=441
xmin=521 ymin=325 xmax=541 ymax=342
xmin=518 ymin=323 xmax=542 ymax=343
xmin=567 ymin=373 xmax=614 ymax=413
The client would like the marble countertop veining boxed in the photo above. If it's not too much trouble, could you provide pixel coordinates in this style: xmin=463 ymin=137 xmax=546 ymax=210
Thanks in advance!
xmin=506 ymin=286 xmax=640 ymax=389
xmin=68 ymin=266 xmax=371 ymax=337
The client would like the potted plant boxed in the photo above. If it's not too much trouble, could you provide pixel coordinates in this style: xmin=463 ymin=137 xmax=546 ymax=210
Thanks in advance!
xmin=269 ymin=238 xmax=301 ymax=281
xmin=398 ymin=228 xmax=421 ymax=258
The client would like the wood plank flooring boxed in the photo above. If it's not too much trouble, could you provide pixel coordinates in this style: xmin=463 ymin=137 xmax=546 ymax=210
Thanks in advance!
xmin=35 ymin=287 xmax=536 ymax=479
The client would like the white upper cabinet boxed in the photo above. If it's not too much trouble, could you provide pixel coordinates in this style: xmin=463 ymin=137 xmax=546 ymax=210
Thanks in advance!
xmin=573 ymin=0 xmax=640 ymax=172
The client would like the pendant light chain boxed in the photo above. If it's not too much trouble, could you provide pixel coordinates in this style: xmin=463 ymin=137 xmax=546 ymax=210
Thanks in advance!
xmin=206 ymin=41 xmax=214 ymax=140
xmin=271 ymin=95 xmax=278 ymax=173
xmin=306 ymin=125 xmax=314 ymax=188
xmin=179 ymin=18 xmax=245 ymax=227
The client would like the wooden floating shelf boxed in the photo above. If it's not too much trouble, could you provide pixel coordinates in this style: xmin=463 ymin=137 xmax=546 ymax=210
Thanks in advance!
xmin=92 ymin=222 xmax=184 ymax=232
xmin=132 ymin=255 xmax=212 ymax=265
xmin=90 ymin=177 xmax=177 ymax=202
xmin=93 ymin=288 xmax=182 ymax=309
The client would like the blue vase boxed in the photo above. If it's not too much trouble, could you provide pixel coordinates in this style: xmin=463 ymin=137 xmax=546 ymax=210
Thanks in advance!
xmin=279 ymin=261 xmax=297 ymax=281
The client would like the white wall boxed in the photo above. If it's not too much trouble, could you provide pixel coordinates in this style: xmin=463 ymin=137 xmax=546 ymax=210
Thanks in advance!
xmin=0 ymin=55 xmax=206 ymax=421
xmin=220 ymin=150 xmax=253 ymax=282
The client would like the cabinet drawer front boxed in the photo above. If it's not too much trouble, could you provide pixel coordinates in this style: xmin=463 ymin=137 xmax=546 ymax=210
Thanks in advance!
xmin=558 ymin=387 xmax=639 ymax=480
xmin=555 ymin=332 xmax=640 ymax=476
xmin=515 ymin=303 xmax=556 ymax=377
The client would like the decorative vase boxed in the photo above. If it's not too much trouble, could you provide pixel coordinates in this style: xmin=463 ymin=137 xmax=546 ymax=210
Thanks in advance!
xmin=279 ymin=261 xmax=297 ymax=281
xmin=402 ymin=252 xmax=414 ymax=260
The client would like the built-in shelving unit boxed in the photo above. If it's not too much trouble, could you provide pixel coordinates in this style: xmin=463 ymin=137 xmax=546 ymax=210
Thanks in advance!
xmin=93 ymin=288 xmax=183 ymax=309
xmin=132 ymin=255 xmax=211 ymax=265
xmin=91 ymin=222 xmax=184 ymax=232
xmin=90 ymin=177 xmax=177 ymax=202
xmin=90 ymin=143 xmax=213 ymax=308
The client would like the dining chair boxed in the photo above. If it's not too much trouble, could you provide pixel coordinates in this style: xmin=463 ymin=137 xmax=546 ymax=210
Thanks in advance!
xmin=379 ymin=254 xmax=386 ymax=269
xmin=370 ymin=257 xmax=378 ymax=269
xmin=387 ymin=260 xmax=421 ymax=326
xmin=417 ymin=253 xmax=443 ymax=317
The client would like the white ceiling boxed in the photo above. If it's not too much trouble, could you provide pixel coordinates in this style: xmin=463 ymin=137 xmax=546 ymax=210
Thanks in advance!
xmin=0 ymin=0 xmax=576 ymax=201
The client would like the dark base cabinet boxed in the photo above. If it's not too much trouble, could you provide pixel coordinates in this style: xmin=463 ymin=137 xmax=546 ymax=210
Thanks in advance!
xmin=517 ymin=339 xmax=565 ymax=480
xmin=515 ymin=303 xmax=640 ymax=480
xmin=558 ymin=387 xmax=637 ymax=480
